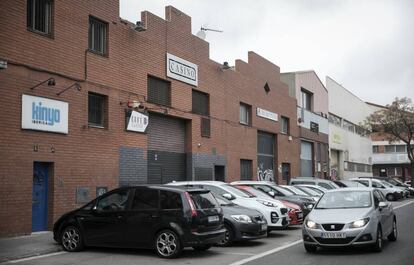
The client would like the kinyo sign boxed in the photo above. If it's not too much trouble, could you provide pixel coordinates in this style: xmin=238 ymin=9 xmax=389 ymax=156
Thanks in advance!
xmin=22 ymin=95 xmax=68 ymax=134
xmin=166 ymin=53 xmax=198 ymax=86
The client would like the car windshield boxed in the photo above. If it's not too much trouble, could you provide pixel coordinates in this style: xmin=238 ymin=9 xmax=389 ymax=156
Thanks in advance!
xmin=295 ymin=186 xmax=320 ymax=196
xmin=275 ymin=186 xmax=295 ymax=196
xmin=215 ymin=196 xmax=235 ymax=206
xmin=316 ymin=191 xmax=372 ymax=209
xmin=381 ymin=181 xmax=394 ymax=188
xmin=222 ymin=184 xmax=251 ymax=198
xmin=281 ymin=186 xmax=309 ymax=196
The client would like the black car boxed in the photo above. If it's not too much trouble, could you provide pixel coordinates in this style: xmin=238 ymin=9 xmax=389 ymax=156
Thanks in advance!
xmin=53 ymin=185 xmax=225 ymax=259
xmin=215 ymin=197 xmax=267 ymax=247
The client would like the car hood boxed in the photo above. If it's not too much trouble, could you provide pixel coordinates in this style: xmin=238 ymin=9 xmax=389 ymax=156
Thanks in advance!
xmin=308 ymin=208 xmax=372 ymax=224
xmin=222 ymin=204 xmax=262 ymax=217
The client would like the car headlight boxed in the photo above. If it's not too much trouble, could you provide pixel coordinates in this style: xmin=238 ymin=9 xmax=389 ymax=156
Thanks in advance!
xmin=257 ymin=199 xmax=278 ymax=207
xmin=349 ymin=218 xmax=370 ymax=228
xmin=305 ymin=220 xmax=319 ymax=229
xmin=231 ymin=215 xmax=252 ymax=223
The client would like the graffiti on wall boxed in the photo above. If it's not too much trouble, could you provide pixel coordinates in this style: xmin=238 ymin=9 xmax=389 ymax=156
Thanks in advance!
xmin=257 ymin=163 xmax=274 ymax=182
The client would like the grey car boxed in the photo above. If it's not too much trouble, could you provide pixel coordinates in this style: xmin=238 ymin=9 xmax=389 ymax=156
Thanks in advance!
xmin=302 ymin=188 xmax=397 ymax=253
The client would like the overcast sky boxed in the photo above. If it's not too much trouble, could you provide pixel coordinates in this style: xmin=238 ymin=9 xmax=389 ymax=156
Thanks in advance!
xmin=120 ymin=0 xmax=414 ymax=105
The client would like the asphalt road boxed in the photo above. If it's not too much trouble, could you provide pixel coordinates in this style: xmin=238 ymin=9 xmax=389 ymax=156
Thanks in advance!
xmin=7 ymin=199 xmax=414 ymax=265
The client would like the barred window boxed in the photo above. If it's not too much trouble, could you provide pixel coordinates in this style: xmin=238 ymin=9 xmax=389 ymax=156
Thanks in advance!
xmin=240 ymin=103 xmax=251 ymax=126
xmin=27 ymin=0 xmax=53 ymax=35
xmin=240 ymin=160 xmax=253 ymax=180
xmin=328 ymin=113 xmax=342 ymax=127
xmin=88 ymin=92 xmax=107 ymax=128
xmin=281 ymin=116 xmax=289 ymax=134
xmin=201 ymin=117 xmax=210 ymax=138
xmin=147 ymin=76 xmax=171 ymax=106
xmin=192 ymin=90 xmax=209 ymax=116
xmin=89 ymin=16 xmax=108 ymax=55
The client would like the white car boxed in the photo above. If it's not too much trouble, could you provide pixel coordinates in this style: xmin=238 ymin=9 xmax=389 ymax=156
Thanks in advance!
xmin=167 ymin=181 xmax=289 ymax=230
xmin=351 ymin=178 xmax=402 ymax=201
xmin=381 ymin=181 xmax=409 ymax=198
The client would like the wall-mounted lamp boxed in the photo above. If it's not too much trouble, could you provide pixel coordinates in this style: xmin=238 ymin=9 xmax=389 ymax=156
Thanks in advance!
xmin=197 ymin=143 xmax=202 ymax=147
xmin=57 ymin=82 xmax=81 ymax=96
xmin=29 ymin=77 xmax=56 ymax=90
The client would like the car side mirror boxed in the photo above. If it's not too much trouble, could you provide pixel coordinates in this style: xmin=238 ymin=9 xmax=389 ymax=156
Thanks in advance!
xmin=222 ymin=193 xmax=235 ymax=200
xmin=268 ymin=191 xmax=275 ymax=197
xmin=378 ymin=201 xmax=388 ymax=210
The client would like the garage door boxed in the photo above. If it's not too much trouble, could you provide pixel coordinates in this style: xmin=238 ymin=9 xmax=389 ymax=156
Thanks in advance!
xmin=147 ymin=113 xmax=186 ymax=184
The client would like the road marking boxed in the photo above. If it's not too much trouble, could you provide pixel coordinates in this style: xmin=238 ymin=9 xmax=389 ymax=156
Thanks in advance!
xmin=215 ymin=251 xmax=255 ymax=256
xmin=228 ymin=239 xmax=303 ymax=265
xmin=393 ymin=200 xmax=414 ymax=210
xmin=6 ymin=252 xmax=64 ymax=264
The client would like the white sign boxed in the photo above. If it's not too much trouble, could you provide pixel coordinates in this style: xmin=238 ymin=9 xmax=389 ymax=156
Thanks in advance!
xmin=256 ymin=107 xmax=278 ymax=122
xmin=127 ymin=111 xmax=149 ymax=133
xmin=166 ymin=53 xmax=198 ymax=86
xmin=21 ymin=94 xmax=68 ymax=134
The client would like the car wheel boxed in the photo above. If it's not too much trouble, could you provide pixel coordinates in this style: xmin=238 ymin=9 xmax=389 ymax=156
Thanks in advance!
xmin=372 ymin=227 xmax=383 ymax=252
xmin=61 ymin=226 xmax=84 ymax=252
xmin=387 ymin=218 xmax=397 ymax=241
xmin=386 ymin=194 xmax=395 ymax=201
xmin=304 ymin=244 xmax=317 ymax=253
xmin=155 ymin=230 xmax=182 ymax=259
xmin=193 ymin=245 xmax=212 ymax=251
xmin=216 ymin=224 xmax=234 ymax=247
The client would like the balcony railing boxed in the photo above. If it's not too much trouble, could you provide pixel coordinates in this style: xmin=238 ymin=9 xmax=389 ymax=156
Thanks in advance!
xmin=372 ymin=153 xmax=410 ymax=164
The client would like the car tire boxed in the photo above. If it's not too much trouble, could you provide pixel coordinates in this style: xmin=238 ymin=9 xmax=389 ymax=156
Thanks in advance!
xmin=304 ymin=244 xmax=317 ymax=253
xmin=386 ymin=194 xmax=395 ymax=201
xmin=387 ymin=218 xmax=397 ymax=242
xmin=372 ymin=227 xmax=383 ymax=252
xmin=61 ymin=225 xmax=84 ymax=252
xmin=193 ymin=245 xmax=212 ymax=251
xmin=216 ymin=224 xmax=234 ymax=247
xmin=155 ymin=229 xmax=182 ymax=259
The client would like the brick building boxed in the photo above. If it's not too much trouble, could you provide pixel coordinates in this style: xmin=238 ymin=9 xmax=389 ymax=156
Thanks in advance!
xmin=0 ymin=0 xmax=299 ymax=236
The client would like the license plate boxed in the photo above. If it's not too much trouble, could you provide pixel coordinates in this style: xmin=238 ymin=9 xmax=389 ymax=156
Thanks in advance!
xmin=261 ymin=224 xmax=267 ymax=231
xmin=208 ymin=215 xmax=219 ymax=222
xmin=321 ymin=232 xmax=346 ymax=239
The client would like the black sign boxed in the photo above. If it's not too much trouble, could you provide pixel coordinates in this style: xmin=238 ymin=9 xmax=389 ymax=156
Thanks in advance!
xmin=310 ymin=122 xmax=319 ymax=133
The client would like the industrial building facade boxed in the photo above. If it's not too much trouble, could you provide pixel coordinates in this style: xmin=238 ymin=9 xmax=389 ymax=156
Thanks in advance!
xmin=0 ymin=1 xmax=299 ymax=236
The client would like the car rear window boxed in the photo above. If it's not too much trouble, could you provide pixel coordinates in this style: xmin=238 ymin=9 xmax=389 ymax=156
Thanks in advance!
xmin=160 ymin=191 xmax=183 ymax=210
xmin=190 ymin=192 xmax=219 ymax=209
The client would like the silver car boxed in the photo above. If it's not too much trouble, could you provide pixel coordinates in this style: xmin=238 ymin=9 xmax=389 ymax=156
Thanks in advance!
xmin=302 ymin=188 xmax=397 ymax=253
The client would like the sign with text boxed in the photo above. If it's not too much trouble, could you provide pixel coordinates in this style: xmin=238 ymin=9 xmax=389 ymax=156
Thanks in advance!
xmin=256 ymin=107 xmax=278 ymax=122
xmin=126 ymin=110 xmax=148 ymax=133
xmin=21 ymin=94 xmax=68 ymax=134
xmin=310 ymin=121 xmax=319 ymax=133
xmin=166 ymin=53 xmax=198 ymax=86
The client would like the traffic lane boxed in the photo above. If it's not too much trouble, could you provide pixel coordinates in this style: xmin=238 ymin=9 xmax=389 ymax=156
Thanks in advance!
xmin=9 ymin=227 xmax=303 ymax=265
xmin=245 ymin=199 xmax=414 ymax=265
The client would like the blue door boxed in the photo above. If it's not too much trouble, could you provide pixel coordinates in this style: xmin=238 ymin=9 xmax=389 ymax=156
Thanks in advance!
xmin=32 ymin=162 xmax=49 ymax=232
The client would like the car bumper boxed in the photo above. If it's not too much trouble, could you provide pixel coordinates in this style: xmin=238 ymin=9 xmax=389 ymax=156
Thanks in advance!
xmin=289 ymin=211 xmax=304 ymax=225
xmin=233 ymin=222 xmax=268 ymax=241
xmin=302 ymin=224 xmax=377 ymax=247
xmin=183 ymin=228 xmax=226 ymax=247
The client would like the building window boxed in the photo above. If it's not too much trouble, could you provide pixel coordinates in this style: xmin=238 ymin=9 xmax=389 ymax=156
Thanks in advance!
xmin=147 ymin=76 xmax=171 ymax=106
xmin=373 ymin=145 xmax=379 ymax=153
xmin=281 ymin=116 xmax=289 ymax=134
xmin=385 ymin=145 xmax=395 ymax=153
xmin=240 ymin=103 xmax=251 ymax=126
xmin=88 ymin=92 xmax=107 ymax=128
xmin=201 ymin=117 xmax=210 ymax=138
xmin=396 ymin=145 xmax=406 ymax=153
xmin=240 ymin=159 xmax=253 ymax=180
xmin=27 ymin=0 xmax=53 ymax=35
xmin=328 ymin=113 xmax=342 ymax=127
xmin=301 ymin=89 xmax=312 ymax=111
xmin=88 ymin=16 xmax=108 ymax=55
xmin=343 ymin=119 xmax=355 ymax=133
xmin=192 ymin=90 xmax=209 ymax=116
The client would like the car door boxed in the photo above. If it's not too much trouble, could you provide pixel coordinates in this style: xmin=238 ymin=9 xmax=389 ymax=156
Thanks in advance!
xmin=372 ymin=181 xmax=388 ymax=198
xmin=79 ymin=189 xmax=131 ymax=247
xmin=123 ymin=188 xmax=160 ymax=248
xmin=376 ymin=190 xmax=393 ymax=234
xmin=373 ymin=190 xmax=390 ymax=231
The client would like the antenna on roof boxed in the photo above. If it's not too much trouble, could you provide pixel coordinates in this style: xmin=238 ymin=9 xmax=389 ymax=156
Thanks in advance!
xmin=196 ymin=26 xmax=223 ymax=40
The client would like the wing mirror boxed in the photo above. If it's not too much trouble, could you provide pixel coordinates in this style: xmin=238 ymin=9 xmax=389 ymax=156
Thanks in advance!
xmin=378 ymin=201 xmax=388 ymax=210
xmin=268 ymin=191 xmax=276 ymax=197
xmin=222 ymin=193 xmax=235 ymax=200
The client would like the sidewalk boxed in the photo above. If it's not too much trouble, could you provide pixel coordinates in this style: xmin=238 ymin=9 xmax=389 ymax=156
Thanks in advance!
xmin=0 ymin=232 xmax=62 ymax=263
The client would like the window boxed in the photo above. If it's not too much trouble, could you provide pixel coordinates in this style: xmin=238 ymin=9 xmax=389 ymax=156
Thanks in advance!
xmin=329 ymin=113 xmax=342 ymax=127
xmin=88 ymin=92 xmax=107 ymax=128
xmin=240 ymin=159 xmax=253 ymax=180
xmin=160 ymin=191 xmax=183 ymax=210
xmin=201 ymin=117 xmax=210 ymax=138
xmin=131 ymin=189 xmax=159 ymax=210
xmin=27 ymin=0 xmax=53 ymax=35
xmin=343 ymin=120 xmax=355 ymax=133
xmin=385 ymin=145 xmax=396 ymax=153
xmin=96 ymin=190 xmax=129 ymax=211
xmin=192 ymin=90 xmax=209 ymax=116
xmin=280 ymin=116 xmax=289 ymax=134
xmin=301 ymin=89 xmax=312 ymax=111
xmin=239 ymin=103 xmax=251 ymax=126
xmin=373 ymin=145 xmax=379 ymax=153
xmin=396 ymin=145 xmax=406 ymax=153
xmin=147 ymin=76 xmax=171 ymax=106
xmin=88 ymin=16 xmax=108 ymax=55
xmin=395 ymin=167 xmax=402 ymax=176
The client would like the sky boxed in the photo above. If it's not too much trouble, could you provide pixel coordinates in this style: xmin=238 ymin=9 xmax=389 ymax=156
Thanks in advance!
xmin=120 ymin=0 xmax=414 ymax=106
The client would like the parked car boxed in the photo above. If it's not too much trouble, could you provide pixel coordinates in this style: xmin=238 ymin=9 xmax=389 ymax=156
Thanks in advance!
xmin=303 ymin=188 xmax=397 ymax=253
xmin=230 ymin=181 xmax=315 ymax=217
xmin=351 ymin=178 xmax=403 ymax=201
xmin=288 ymin=185 xmax=323 ymax=201
xmin=290 ymin=177 xmax=341 ymax=190
xmin=382 ymin=177 xmax=413 ymax=197
xmin=294 ymin=184 xmax=329 ymax=195
xmin=53 ymin=185 xmax=226 ymax=259
xmin=279 ymin=185 xmax=320 ymax=202
xmin=380 ymin=181 xmax=409 ymax=198
xmin=214 ymin=196 xmax=267 ymax=247
xmin=167 ymin=181 xmax=289 ymax=230
xmin=233 ymin=185 xmax=303 ymax=225
xmin=334 ymin=180 xmax=368 ymax=188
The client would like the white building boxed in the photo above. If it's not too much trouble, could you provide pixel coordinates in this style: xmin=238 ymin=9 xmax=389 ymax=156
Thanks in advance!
xmin=327 ymin=77 xmax=373 ymax=179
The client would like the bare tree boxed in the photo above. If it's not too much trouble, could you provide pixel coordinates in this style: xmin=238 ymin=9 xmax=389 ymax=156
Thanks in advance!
xmin=366 ymin=97 xmax=414 ymax=186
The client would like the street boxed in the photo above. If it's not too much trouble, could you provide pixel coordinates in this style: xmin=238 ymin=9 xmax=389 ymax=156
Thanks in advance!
xmin=7 ymin=199 xmax=414 ymax=265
